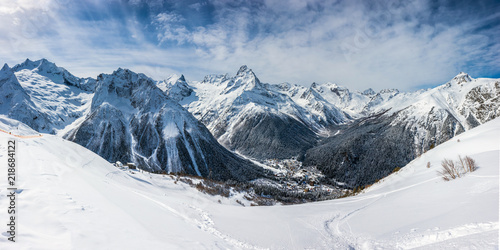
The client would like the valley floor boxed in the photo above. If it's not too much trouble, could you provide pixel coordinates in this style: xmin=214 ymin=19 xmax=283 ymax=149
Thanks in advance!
xmin=0 ymin=117 xmax=498 ymax=249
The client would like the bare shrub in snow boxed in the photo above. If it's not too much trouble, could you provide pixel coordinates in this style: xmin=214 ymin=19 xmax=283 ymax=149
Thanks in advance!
xmin=440 ymin=159 xmax=458 ymax=181
xmin=426 ymin=162 xmax=431 ymax=168
xmin=461 ymin=155 xmax=478 ymax=172
xmin=439 ymin=156 xmax=477 ymax=181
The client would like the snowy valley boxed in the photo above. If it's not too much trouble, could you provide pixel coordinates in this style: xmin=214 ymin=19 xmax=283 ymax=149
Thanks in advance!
xmin=0 ymin=113 xmax=498 ymax=249
xmin=0 ymin=58 xmax=498 ymax=249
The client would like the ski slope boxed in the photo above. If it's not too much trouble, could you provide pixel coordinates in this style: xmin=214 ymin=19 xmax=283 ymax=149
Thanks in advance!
xmin=0 ymin=115 xmax=498 ymax=249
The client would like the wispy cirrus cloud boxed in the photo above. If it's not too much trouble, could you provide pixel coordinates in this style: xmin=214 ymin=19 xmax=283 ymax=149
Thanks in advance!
xmin=0 ymin=0 xmax=498 ymax=91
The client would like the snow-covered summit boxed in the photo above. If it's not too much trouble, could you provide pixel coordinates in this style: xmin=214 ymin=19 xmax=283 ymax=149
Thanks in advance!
xmin=276 ymin=81 xmax=370 ymax=118
xmin=92 ymin=68 xmax=166 ymax=112
xmin=451 ymin=72 xmax=472 ymax=85
xmin=156 ymin=74 xmax=193 ymax=102
xmin=14 ymin=58 xmax=71 ymax=78
xmin=362 ymin=88 xmax=376 ymax=95
xmin=9 ymin=59 xmax=94 ymax=134
xmin=12 ymin=58 xmax=95 ymax=91
xmin=223 ymin=65 xmax=263 ymax=93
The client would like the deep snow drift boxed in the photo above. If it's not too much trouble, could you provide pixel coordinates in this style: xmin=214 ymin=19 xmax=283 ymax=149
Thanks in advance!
xmin=0 ymin=115 xmax=498 ymax=249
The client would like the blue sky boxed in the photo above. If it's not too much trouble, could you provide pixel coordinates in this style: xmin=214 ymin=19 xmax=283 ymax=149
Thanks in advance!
xmin=0 ymin=0 xmax=499 ymax=91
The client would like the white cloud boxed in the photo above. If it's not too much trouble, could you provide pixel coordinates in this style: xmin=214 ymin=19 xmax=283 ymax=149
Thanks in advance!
xmin=0 ymin=0 xmax=498 ymax=91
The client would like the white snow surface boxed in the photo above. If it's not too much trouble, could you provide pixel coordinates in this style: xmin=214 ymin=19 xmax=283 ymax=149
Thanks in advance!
xmin=0 ymin=115 xmax=498 ymax=249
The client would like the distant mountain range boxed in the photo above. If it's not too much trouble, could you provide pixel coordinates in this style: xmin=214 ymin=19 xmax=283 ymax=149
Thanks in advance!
xmin=1 ymin=58 xmax=498 ymax=187
xmin=163 ymin=65 xmax=500 ymax=187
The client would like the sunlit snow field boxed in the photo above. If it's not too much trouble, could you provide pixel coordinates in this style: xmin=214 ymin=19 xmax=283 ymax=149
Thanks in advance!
xmin=0 ymin=115 xmax=498 ymax=249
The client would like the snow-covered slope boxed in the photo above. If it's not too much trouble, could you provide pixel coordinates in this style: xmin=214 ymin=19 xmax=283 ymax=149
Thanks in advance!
xmin=0 ymin=115 xmax=497 ymax=249
xmin=12 ymin=59 xmax=94 ymax=134
xmin=386 ymin=72 xmax=499 ymax=155
xmin=0 ymin=63 xmax=53 ymax=133
xmin=65 ymin=68 xmax=266 ymax=181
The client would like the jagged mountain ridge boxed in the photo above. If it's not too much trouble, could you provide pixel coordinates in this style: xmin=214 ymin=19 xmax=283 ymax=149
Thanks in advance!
xmin=64 ymin=68 xmax=267 ymax=181
xmin=0 ymin=59 xmax=268 ymax=182
xmin=162 ymin=66 xmax=498 ymax=187
xmin=303 ymin=73 xmax=500 ymax=187
xmin=176 ymin=66 xmax=350 ymax=159
xmin=1 ymin=58 xmax=498 ymax=187
xmin=169 ymin=66 xmax=498 ymax=162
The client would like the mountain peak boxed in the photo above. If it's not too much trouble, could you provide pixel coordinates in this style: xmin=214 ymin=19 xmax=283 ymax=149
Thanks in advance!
xmin=221 ymin=65 xmax=262 ymax=92
xmin=379 ymin=88 xmax=399 ymax=94
xmin=362 ymin=88 xmax=375 ymax=95
xmin=13 ymin=58 xmax=36 ymax=71
xmin=23 ymin=58 xmax=33 ymax=64
xmin=36 ymin=58 xmax=60 ymax=72
xmin=114 ymin=67 xmax=126 ymax=74
xmin=0 ymin=63 xmax=15 ymax=80
xmin=178 ymin=74 xmax=186 ymax=82
xmin=111 ymin=68 xmax=145 ymax=79
xmin=236 ymin=65 xmax=253 ymax=76
xmin=451 ymin=72 xmax=472 ymax=84
xmin=1 ymin=63 xmax=10 ymax=72
xmin=13 ymin=58 xmax=59 ymax=73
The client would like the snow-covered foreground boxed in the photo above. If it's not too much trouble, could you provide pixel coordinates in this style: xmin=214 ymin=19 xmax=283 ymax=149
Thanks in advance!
xmin=0 ymin=116 xmax=498 ymax=249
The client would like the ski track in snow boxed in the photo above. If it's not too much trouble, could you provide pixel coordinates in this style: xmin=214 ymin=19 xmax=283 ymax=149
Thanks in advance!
xmin=323 ymin=195 xmax=385 ymax=249
xmin=319 ymin=166 xmax=498 ymax=249
xmin=105 ymin=172 xmax=265 ymax=250
xmin=187 ymin=205 xmax=267 ymax=250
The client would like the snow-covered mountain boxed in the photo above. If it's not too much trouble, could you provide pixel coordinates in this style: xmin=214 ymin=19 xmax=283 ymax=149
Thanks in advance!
xmin=1 ymin=114 xmax=497 ymax=249
xmin=158 ymin=65 xmax=498 ymax=187
xmin=64 ymin=68 xmax=266 ymax=181
xmin=152 ymin=66 xmax=500 ymax=188
xmin=274 ymin=81 xmax=373 ymax=119
xmin=180 ymin=66 xmax=350 ymax=159
xmin=11 ymin=59 xmax=94 ymax=134
xmin=303 ymin=73 xmax=500 ymax=187
xmin=12 ymin=58 xmax=96 ymax=92
xmin=0 ymin=63 xmax=53 ymax=133
xmin=1 ymin=58 xmax=498 ymax=188
xmin=172 ymin=66 xmax=498 ymax=169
